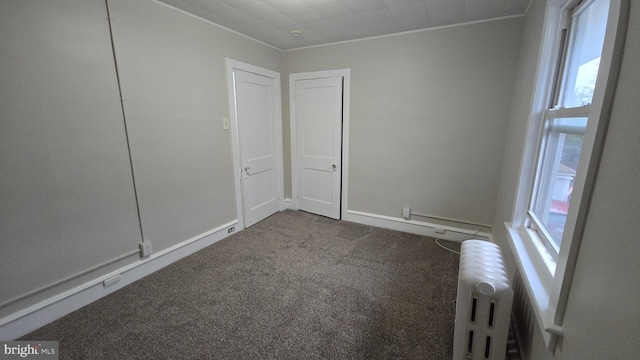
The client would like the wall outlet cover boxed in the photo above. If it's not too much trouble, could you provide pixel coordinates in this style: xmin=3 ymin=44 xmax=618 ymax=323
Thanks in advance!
xmin=139 ymin=241 xmax=152 ymax=257
xmin=402 ymin=207 xmax=411 ymax=219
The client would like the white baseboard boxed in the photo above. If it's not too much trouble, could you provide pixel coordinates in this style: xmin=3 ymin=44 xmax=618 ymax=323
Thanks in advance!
xmin=1 ymin=210 xmax=489 ymax=340
xmin=343 ymin=210 xmax=493 ymax=242
xmin=0 ymin=220 xmax=238 ymax=340
xmin=283 ymin=198 xmax=297 ymax=210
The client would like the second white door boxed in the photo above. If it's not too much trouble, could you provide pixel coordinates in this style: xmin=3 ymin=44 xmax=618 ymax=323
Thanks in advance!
xmin=294 ymin=76 xmax=343 ymax=219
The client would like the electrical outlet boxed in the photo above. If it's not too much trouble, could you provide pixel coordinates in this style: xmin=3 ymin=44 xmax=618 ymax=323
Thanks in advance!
xmin=402 ymin=206 xmax=411 ymax=219
xmin=139 ymin=241 xmax=152 ymax=257
xmin=434 ymin=228 xmax=446 ymax=234
xmin=228 ymin=226 xmax=235 ymax=234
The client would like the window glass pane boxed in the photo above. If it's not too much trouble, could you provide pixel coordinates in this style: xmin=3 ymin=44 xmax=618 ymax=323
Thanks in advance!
xmin=560 ymin=0 xmax=610 ymax=108
xmin=532 ymin=117 xmax=587 ymax=247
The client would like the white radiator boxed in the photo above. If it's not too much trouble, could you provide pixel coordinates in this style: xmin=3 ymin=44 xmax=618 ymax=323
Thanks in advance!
xmin=453 ymin=240 xmax=513 ymax=360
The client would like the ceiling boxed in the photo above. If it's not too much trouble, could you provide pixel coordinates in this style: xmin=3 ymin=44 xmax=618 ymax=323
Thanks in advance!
xmin=157 ymin=0 xmax=533 ymax=50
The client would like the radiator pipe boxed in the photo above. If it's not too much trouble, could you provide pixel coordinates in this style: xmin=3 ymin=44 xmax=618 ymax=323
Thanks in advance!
xmin=409 ymin=211 xmax=492 ymax=229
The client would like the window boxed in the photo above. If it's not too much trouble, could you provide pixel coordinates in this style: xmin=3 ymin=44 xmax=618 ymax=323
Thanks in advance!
xmin=506 ymin=0 xmax=626 ymax=351
xmin=527 ymin=0 xmax=610 ymax=257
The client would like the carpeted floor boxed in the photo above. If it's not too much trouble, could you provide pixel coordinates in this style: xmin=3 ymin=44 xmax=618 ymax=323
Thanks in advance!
xmin=21 ymin=210 xmax=463 ymax=359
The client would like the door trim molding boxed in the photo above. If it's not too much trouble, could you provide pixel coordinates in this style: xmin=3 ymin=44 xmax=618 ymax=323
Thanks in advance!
xmin=226 ymin=59 xmax=284 ymax=230
xmin=289 ymin=69 xmax=351 ymax=219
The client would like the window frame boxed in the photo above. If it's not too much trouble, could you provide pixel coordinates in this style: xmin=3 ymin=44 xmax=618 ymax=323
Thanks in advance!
xmin=505 ymin=0 xmax=628 ymax=351
xmin=527 ymin=0 xmax=609 ymax=259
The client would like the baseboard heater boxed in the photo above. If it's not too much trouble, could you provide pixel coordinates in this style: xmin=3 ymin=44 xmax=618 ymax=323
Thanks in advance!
xmin=453 ymin=240 xmax=513 ymax=360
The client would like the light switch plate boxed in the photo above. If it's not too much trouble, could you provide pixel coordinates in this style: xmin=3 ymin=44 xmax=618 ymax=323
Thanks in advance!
xmin=222 ymin=117 xmax=230 ymax=130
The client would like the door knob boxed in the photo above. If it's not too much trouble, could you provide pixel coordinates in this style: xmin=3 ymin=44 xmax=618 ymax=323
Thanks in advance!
xmin=332 ymin=164 xmax=337 ymax=171
xmin=244 ymin=166 xmax=251 ymax=175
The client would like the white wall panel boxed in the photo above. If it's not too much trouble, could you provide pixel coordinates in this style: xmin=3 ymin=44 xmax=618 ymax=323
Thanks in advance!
xmin=0 ymin=0 xmax=141 ymax=312
xmin=107 ymin=0 xmax=281 ymax=251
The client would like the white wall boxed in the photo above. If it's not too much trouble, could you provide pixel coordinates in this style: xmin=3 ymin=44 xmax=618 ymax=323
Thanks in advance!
xmin=108 ymin=0 xmax=281 ymax=251
xmin=493 ymin=1 xmax=640 ymax=358
xmin=0 ymin=0 xmax=142 ymax=315
xmin=493 ymin=0 xmax=547 ymax=282
xmin=283 ymin=19 xmax=524 ymax=226
xmin=0 ymin=0 xmax=280 ymax=325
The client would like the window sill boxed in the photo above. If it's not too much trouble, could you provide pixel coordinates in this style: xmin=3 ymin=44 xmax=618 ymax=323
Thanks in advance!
xmin=524 ymin=226 xmax=557 ymax=276
xmin=505 ymin=222 xmax=564 ymax=350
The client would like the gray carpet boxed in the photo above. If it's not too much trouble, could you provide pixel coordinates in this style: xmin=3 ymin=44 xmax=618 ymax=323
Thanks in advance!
xmin=21 ymin=210 xmax=463 ymax=359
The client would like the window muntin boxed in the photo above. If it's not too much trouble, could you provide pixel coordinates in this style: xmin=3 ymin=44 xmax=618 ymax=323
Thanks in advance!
xmin=528 ymin=0 xmax=610 ymax=255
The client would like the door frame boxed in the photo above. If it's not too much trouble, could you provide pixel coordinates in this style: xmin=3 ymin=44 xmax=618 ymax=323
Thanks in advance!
xmin=226 ymin=59 xmax=285 ymax=230
xmin=289 ymin=69 xmax=351 ymax=220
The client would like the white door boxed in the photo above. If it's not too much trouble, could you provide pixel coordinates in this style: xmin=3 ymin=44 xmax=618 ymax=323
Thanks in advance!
xmin=294 ymin=76 xmax=343 ymax=219
xmin=234 ymin=69 xmax=281 ymax=227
